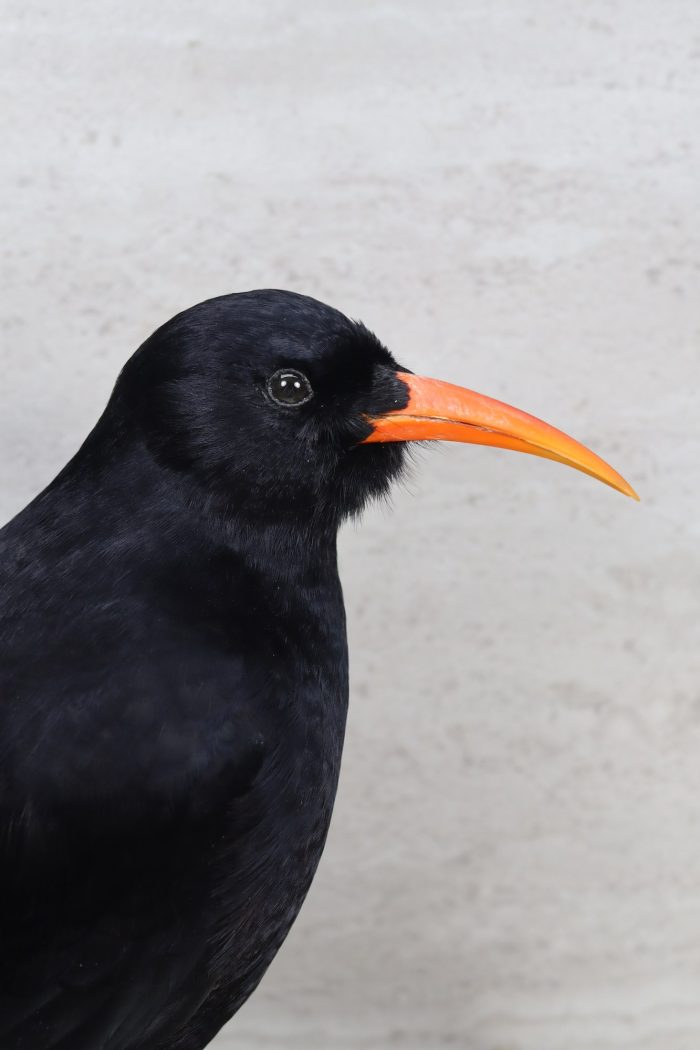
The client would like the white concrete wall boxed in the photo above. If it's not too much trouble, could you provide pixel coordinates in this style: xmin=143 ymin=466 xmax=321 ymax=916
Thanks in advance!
xmin=2 ymin=2 xmax=699 ymax=1047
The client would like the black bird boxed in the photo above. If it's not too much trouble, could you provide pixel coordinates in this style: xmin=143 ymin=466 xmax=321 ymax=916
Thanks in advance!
xmin=0 ymin=290 xmax=637 ymax=1049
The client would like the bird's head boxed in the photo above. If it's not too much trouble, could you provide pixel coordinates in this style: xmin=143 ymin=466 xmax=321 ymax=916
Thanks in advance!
xmin=115 ymin=289 xmax=637 ymax=535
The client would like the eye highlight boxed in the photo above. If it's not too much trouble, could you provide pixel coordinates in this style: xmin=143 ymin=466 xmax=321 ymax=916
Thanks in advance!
xmin=267 ymin=369 xmax=314 ymax=407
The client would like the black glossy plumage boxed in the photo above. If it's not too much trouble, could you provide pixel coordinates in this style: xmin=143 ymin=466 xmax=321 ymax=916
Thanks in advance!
xmin=0 ymin=291 xmax=409 ymax=1049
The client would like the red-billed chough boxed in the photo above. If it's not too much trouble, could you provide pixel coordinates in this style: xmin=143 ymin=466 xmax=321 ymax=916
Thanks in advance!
xmin=0 ymin=290 xmax=637 ymax=1049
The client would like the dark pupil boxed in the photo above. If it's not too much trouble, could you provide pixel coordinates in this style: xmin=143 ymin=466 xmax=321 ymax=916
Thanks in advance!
xmin=269 ymin=370 xmax=312 ymax=406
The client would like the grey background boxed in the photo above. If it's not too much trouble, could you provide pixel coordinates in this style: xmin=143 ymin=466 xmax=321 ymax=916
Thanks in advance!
xmin=1 ymin=2 xmax=699 ymax=1048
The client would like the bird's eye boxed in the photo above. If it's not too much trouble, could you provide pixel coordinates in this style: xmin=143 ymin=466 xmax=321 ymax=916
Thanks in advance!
xmin=267 ymin=369 xmax=314 ymax=407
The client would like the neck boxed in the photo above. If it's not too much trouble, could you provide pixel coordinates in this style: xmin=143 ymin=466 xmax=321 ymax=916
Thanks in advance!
xmin=193 ymin=492 xmax=341 ymax=588
xmin=49 ymin=410 xmax=342 ymax=589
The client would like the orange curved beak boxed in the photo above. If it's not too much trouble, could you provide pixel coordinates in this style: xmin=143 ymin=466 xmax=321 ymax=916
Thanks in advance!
xmin=362 ymin=373 xmax=638 ymax=500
